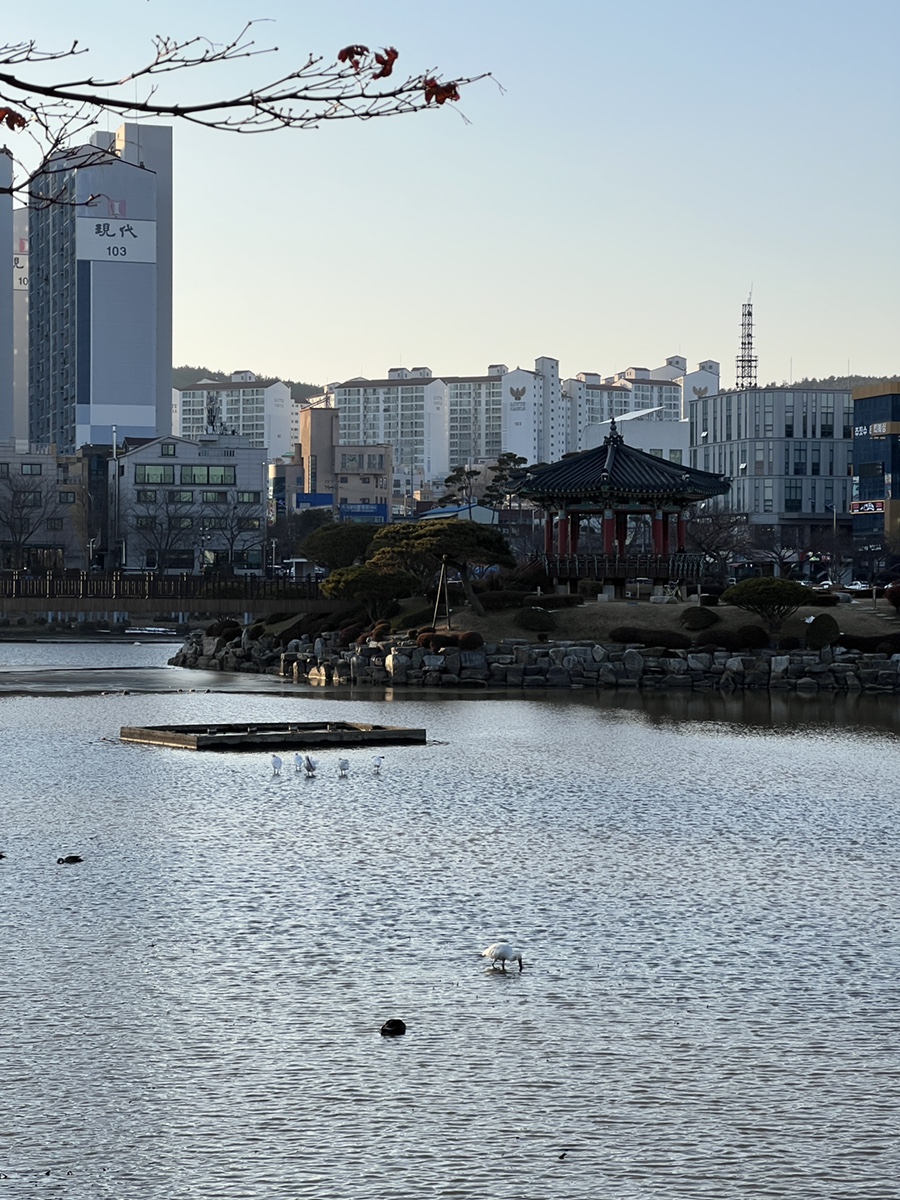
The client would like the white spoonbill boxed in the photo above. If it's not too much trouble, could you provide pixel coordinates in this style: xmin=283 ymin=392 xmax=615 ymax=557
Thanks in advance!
xmin=372 ymin=755 xmax=384 ymax=774
xmin=271 ymin=754 xmax=283 ymax=776
xmin=481 ymin=942 xmax=524 ymax=972
xmin=337 ymin=758 xmax=350 ymax=778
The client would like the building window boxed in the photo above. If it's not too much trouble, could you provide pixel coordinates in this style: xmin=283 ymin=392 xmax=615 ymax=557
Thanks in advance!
xmin=785 ymin=482 xmax=802 ymax=512
xmin=58 ymin=491 xmax=76 ymax=504
xmin=200 ymin=517 xmax=228 ymax=531
xmin=201 ymin=491 xmax=229 ymax=504
xmin=237 ymin=491 xmax=261 ymax=503
xmin=174 ymin=517 xmax=194 ymax=530
xmin=361 ymin=475 xmax=371 ymax=483
xmin=136 ymin=490 xmax=157 ymax=503
xmin=793 ymin=445 xmax=807 ymax=476
xmin=339 ymin=475 xmax=348 ymax=484
xmin=668 ymin=450 xmax=683 ymax=465
xmin=160 ymin=443 xmax=176 ymax=456
xmin=0 ymin=464 xmax=7 ymax=478
xmin=21 ymin=463 xmax=42 ymax=475
xmin=137 ymin=516 xmax=157 ymax=529
xmin=135 ymin=465 xmax=174 ymax=485
xmin=181 ymin=465 xmax=235 ymax=485
xmin=46 ymin=518 xmax=63 ymax=530
xmin=172 ymin=491 xmax=193 ymax=503
xmin=240 ymin=517 xmax=261 ymax=530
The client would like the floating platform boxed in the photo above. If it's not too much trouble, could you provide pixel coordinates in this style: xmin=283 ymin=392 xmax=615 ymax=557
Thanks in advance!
xmin=119 ymin=720 xmax=426 ymax=752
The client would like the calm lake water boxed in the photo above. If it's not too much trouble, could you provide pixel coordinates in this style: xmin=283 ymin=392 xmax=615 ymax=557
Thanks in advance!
xmin=1 ymin=644 xmax=899 ymax=1199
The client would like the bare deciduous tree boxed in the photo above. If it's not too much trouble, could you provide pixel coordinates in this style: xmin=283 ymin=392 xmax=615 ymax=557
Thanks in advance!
xmin=0 ymin=470 xmax=64 ymax=568
xmin=0 ymin=26 xmax=489 ymax=203
xmin=122 ymin=491 xmax=195 ymax=573
xmin=685 ymin=509 xmax=748 ymax=581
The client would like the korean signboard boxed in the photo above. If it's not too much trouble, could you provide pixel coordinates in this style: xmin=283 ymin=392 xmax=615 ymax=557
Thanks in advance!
xmin=75 ymin=218 xmax=157 ymax=263
xmin=850 ymin=500 xmax=885 ymax=515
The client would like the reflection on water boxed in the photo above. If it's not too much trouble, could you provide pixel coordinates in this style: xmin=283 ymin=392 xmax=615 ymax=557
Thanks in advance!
xmin=1 ymin=647 xmax=899 ymax=1198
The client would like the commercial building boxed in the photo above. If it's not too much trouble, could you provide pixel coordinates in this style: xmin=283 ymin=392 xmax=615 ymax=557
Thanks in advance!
xmin=270 ymin=405 xmax=392 ymax=524
xmin=687 ymin=384 xmax=854 ymax=545
xmin=0 ymin=150 xmax=13 ymax=439
xmin=173 ymin=371 xmax=292 ymax=458
xmin=0 ymin=438 xmax=89 ymax=570
xmin=849 ymin=382 xmax=900 ymax=574
xmin=112 ymin=433 xmax=267 ymax=573
xmin=28 ymin=124 xmax=172 ymax=452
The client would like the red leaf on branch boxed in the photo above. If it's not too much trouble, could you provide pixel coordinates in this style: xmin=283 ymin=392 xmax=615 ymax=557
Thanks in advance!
xmin=372 ymin=47 xmax=399 ymax=79
xmin=0 ymin=107 xmax=27 ymax=131
xmin=337 ymin=44 xmax=369 ymax=73
xmin=423 ymin=78 xmax=460 ymax=106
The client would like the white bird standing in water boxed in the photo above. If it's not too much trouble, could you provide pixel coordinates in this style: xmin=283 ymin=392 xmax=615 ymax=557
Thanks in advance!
xmin=302 ymin=754 xmax=318 ymax=778
xmin=481 ymin=942 xmax=524 ymax=972
xmin=337 ymin=758 xmax=350 ymax=778
xmin=293 ymin=752 xmax=304 ymax=773
xmin=271 ymin=754 xmax=283 ymax=776
xmin=372 ymin=755 xmax=384 ymax=774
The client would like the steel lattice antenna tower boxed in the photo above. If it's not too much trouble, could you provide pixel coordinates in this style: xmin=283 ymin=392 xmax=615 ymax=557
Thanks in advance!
xmin=735 ymin=291 xmax=758 ymax=389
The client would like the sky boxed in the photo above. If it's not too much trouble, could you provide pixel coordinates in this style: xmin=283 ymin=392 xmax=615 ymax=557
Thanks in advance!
xmin=7 ymin=0 xmax=899 ymax=388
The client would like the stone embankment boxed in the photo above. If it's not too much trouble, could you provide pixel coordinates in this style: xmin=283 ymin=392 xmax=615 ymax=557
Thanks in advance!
xmin=169 ymin=627 xmax=900 ymax=694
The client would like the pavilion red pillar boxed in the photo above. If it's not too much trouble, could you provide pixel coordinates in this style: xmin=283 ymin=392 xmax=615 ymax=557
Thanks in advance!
xmin=615 ymin=513 xmax=628 ymax=555
xmin=603 ymin=509 xmax=615 ymax=555
xmin=662 ymin=512 xmax=671 ymax=557
xmin=651 ymin=511 xmax=664 ymax=556
xmin=544 ymin=513 xmax=554 ymax=556
xmin=557 ymin=509 xmax=570 ymax=556
xmin=676 ymin=512 xmax=686 ymax=552
xmin=569 ymin=513 xmax=580 ymax=554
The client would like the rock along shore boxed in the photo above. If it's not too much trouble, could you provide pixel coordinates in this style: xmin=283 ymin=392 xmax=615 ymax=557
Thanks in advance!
xmin=169 ymin=627 xmax=900 ymax=695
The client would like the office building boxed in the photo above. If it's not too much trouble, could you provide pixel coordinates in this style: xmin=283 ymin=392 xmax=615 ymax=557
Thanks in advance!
xmin=849 ymin=382 xmax=900 ymax=573
xmin=687 ymin=384 xmax=854 ymax=544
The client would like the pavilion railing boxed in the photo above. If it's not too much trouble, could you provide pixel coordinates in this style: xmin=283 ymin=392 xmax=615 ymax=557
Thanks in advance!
xmin=538 ymin=553 xmax=706 ymax=580
xmin=0 ymin=572 xmax=322 ymax=603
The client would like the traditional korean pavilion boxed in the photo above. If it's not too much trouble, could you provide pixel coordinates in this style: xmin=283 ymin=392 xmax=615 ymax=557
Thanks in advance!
xmin=512 ymin=420 xmax=732 ymax=585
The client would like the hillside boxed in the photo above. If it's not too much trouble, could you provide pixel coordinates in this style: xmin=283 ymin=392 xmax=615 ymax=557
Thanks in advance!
xmin=172 ymin=365 xmax=321 ymax=403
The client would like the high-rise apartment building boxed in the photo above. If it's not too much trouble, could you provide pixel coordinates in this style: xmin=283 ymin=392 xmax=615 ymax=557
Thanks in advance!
xmin=0 ymin=148 xmax=12 ymax=439
xmin=28 ymin=124 xmax=172 ymax=452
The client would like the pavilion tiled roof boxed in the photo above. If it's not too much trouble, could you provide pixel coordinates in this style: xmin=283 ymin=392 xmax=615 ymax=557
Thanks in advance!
xmin=513 ymin=422 xmax=731 ymax=506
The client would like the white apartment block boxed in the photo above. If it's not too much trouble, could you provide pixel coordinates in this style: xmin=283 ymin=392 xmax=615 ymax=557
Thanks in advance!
xmin=326 ymin=353 xmax=716 ymax=491
xmin=173 ymin=371 xmax=292 ymax=460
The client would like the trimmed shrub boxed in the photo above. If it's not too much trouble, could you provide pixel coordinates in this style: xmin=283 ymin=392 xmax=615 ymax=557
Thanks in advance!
xmin=458 ymin=630 xmax=485 ymax=650
xmin=838 ymin=632 xmax=900 ymax=654
xmin=206 ymin=619 xmax=242 ymax=639
xmin=576 ymin=579 xmax=604 ymax=597
xmin=338 ymin=624 xmax=364 ymax=647
xmin=609 ymin=626 xmax=691 ymax=650
xmin=514 ymin=607 xmax=557 ymax=633
xmin=778 ymin=635 xmax=803 ymax=651
xmin=722 ymin=577 xmax=809 ymax=632
xmin=807 ymin=592 xmax=841 ymax=607
xmin=680 ymin=606 xmax=721 ymax=631
xmin=806 ymin=612 xmax=840 ymax=650
xmin=477 ymin=590 xmax=530 ymax=611
xmin=694 ymin=624 xmax=769 ymax=653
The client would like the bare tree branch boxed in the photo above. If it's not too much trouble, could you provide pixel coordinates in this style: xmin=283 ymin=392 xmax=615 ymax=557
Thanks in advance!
xmin=0 ymin=25 xmax=491 ymax=203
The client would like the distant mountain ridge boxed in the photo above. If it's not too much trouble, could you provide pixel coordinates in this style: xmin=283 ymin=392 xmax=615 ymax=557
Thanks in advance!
xmin=172 ymin=365 xmax=322 ymax=403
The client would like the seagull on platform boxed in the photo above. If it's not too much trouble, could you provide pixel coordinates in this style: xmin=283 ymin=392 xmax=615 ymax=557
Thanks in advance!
xmin=271 ymin=754 xmax=283 ymax=776
xmin=337 ymin=758 xmax=350 ymax=778
xmin=302 ymin=754 xmax=318 ymax=778
xmin=481 ymin=942 xmax=524 ymax=972
xmin=372 ymin=755 xmax=384 ymax=774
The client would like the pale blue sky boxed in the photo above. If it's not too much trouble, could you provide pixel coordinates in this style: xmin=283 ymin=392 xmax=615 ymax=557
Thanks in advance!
xmin=9 ymin=1 xmax=899 ymax=386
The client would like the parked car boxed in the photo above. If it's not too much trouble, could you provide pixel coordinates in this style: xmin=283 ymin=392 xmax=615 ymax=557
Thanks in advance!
xmin=846 ymin=580 xmax=870 ymax=591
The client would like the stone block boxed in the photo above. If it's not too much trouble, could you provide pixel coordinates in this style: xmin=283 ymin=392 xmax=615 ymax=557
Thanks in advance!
xmin=460 ymin=651 xmax=488 ymax=670
xmin=546 ymin=667 xmax=572 ymax=687
xmin=622 ymin=648 xmax=645 ymax=678
xmin=687 ymin=653 xmax=712 ymax=671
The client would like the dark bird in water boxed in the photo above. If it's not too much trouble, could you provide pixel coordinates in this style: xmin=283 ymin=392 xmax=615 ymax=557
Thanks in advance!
xmin=57 ymin=855 xmax=83 ymax=865
xmin=380 ymin=1018 xmax=407 ymax=1037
